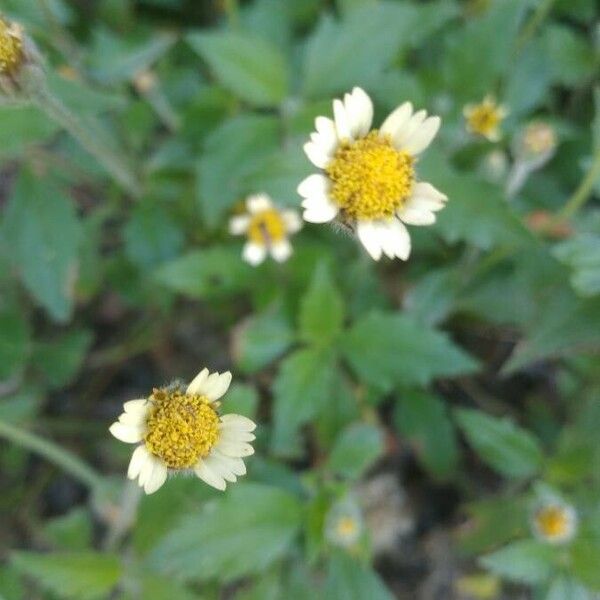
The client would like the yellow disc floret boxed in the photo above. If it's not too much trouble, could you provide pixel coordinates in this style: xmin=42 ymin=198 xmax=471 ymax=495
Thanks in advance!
xmin=464 ymin=97 xmax=504 ymax=139
xmin=144 ymin=388 xmax=220 ymax=469
xmin=534 ymin=505 xmax=570 ymax=540
xmin=326 ymin=131 xmax=415 ymax=220
xmin=0 ymin=19 xmax=23 ymax=75
xmin=248 ymin=208 xmax=286 ymax=245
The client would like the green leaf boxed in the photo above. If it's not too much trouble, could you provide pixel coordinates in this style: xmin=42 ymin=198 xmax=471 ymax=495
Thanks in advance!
xmin=0 ymin=106 xmax=59 ymax=159
xmin=2 ymin=169 xmax=82 ymax=322
xmin=546 ymin=576 xmax=592 ymax=600
xmin=325 ymin=553 xmax=393 ymax=600
xmin=299 ymin=264 xmax=344 ymax=346
xmin=43 ymin=508 xmax=92 ymax=551
xmin=554 ymin=234 xmax=600 ymax=297
xmin=327 ymin=423 xmax=384 ymax=479
xmin=187 ymin=31 xmax=288 ymax=107
xmin=341 ymin=311 xmax=477 ymax=392
xmin=454 ymin=408 xmax=544 ymax=479
xmin=480 ymin=540 xmax=555 ymax=584
xmin=11 ymin=551 xmax=121 ymax=600
xmin=271 ymin=348 xmax=339 ymax=455
xmin=395 ymin=391 xmax=459 ymax=478
xmin=234 ymin=307 xmax=294 ymax=374
xmin=32 ymin=329 xmax=93 ymax=389
xmin=0 ymin=304 xmax=30 ymax=381
xmin=569 ymin=539 xmax=600 ymax=590
xmin=302 ymin=1 xmax=456 ymax=98
xmin=148 ymin=483 xmax=302 ymax=582
xmin=222 ymin=383 xmax=259 ymax=420
xmin=155 ymin=247 xmax=252 ymax=299
xmin=196 ymin=115 xmax=279 ymax=226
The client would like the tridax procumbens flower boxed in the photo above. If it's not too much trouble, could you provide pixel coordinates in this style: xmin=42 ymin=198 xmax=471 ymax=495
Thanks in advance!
xmin=531 ymin=501 xmax=577 ymax=545
xmin=0 ymin=16 xmax=23 ymax=75
xmin=463 ymin=95 xmax=507 ymax=142
xmin=109 ymin=368 xmax=256 ymax=494
xmin=229 ymin=193 xmax=302 ymax=266
xmin=298 ymin=87 xmax=448 ymax=261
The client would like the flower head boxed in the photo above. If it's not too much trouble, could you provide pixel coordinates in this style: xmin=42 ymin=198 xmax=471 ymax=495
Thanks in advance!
xmin=0 ymin=17 xmax=23 ymax=75
xmin=109 ymin=368 xmax=256 ymax=494
xmin=325 ymin=499 xmax=364 ymax=549
xmin=298 ymin=87 xmax=447 ymax=261
xmin=229 ymin=194 xmax=302 ymax=266
xmin=463 ymin=95 xmax=507 ymax=142
xmin=515 ymin=121 xmax=557 ymax=165
xmin=531 ymin=501 xmax=577 ymax=545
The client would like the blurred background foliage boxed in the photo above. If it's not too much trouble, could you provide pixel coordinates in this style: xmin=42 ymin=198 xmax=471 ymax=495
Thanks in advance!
xmin=0 ymin=0 xmax=599 ymax=598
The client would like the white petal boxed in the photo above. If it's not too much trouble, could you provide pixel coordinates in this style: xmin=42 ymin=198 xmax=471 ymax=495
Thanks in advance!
xmin=384 ymin=219 xmax=411 ymax=260
xmin=380 ymin=102 xmax=413 ymax=139
xmin=109 ymin=422 xmax=144 ymax=444
xmin=118 ymin=410 xmax=146 ymax=427
xmin=393 ymin=109 xmax=427 ymax=148
xmin=123 ymin=399 xmax=148 ymax=415
xmin=220 ymin=428 xmax=256 ymax=443
xmin=397 ymin=206 xmax=436 ymax=225
xmin=402 ymin=116 xmax=441 ymax=155
xmin=212 ymin=448 xmax=247 ymax=476
xmin=127 ymin=445 xmax=151 ymax=480
xmin=270 ymin=239 xmax=292 ymax=263
xmin=344 ymin=87 xmax=373 ymax=138
xmin=302 ymin=194 xmax=338 ymax=223
xmin=356 ymin=221 xmax=383 ymax=261
xmin=229 ymin=215 xmax=250 ymax=235
xmin=195 ymin=460 xmax=226 ymax=491
xmin=187 ymin=368 xmax=209 ymax=395
xmin=297 ymin=173 xmax=330 ymax=198
xmin=282 ymin=210 xmax=302 ymax=233
xmin=246 ymin=194 xmax=272 ymax=213
xmin=243 ymin=242 xmax=267 ymax=266
xmin=304 ymin=141 xmax=331 ymax=168
xmin=220 ymin=414 xmax=257 ymax=432
xmin=143 ymin=458 xmax=168 ymax=495
xmin=203 ymin=371 xmax=232 ymax=402
xmin=204 ymin=454 xmax=237 ymax=483
xmin=215 ymin=439 xmax=255 ymax=458
xmin=333 ymin=98 xmax=352 ymax=140
xmin=311 ymin=116 xmax=339 ymax=156
xmin=411 ymin=182 xmax=448 ymax=207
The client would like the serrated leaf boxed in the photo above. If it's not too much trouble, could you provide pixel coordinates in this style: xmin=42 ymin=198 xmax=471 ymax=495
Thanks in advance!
xmin=11 ymin=551 xmax=121 ymax=600
xmin=480 ymin=540 xmax=555 ymax=584
xmin=325 ymin=553 xmax=393 ymax=600
xmin=327 ymin=423 xmax=384 ymax=479
xmin=454 ymin=408 xmax=544 ymax=479
xmin=299 ymin=264 xmax=344 ymax=346
xmin=395 ymin=391 xmax=459 ymax=478
xmin=187 ymin=31 xmax=288 ymax=107
xmin=341 ymin=311 xmax=477 ymax=392
xmin=271 ymin=348 xmax=339 ymax=455
xmin=234 ymin=308 xmax=294 ymax=374
xmin=147 ymin=483 xmax=302 ymax=582
xmin=154 ymin=248 xmax=252 ymax=299
xmin=2 ymin=169 xmax=82 ymax=322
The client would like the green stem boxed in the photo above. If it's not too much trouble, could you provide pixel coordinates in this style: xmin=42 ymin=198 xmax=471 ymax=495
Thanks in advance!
xmin=0 ymin=418 xmax=104 ymax=491
xmin=32 ymin=86 xmax=141 ymax=198
xmin=515 ymin=0 xmax=556 ymax=53
xmin=558 ymin=148 xmax=600 ymax=220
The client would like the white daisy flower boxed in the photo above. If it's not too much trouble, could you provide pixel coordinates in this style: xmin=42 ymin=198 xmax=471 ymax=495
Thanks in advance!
xmin=463 ymin=95 xmax=508 ymax=142
xmin=229 ymin=193 xmax=302 ymax=266
xmin=297 ymin=87 xmax=448 ymax=261
xmin=531 ymin=501 xmax=577 ymax=545
xmin=109 ymin=368 xmax=256 ymax=494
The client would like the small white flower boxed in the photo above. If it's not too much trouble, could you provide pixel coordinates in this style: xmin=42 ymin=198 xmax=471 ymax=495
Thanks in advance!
xmin=531 ymin=501 xmax=577 ymax=545
xmin=229 ymin=193 xmax=302 ymax=266
xmin=297 ymin=87 xmax=447 ymax=261
xmin=463 ymin=95 xmax=508 ymax=142
xmin=325 ymin=499 xmax=364 ymax=549
xmin=109 ymin=369 xmax=256 ymax=494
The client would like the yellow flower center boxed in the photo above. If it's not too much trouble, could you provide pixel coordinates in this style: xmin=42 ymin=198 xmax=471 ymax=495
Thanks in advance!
xmin=144 ymin=388 xmax=220 ymax=469
xmin=0 ymin=19 xmax=23 ymax=75
xmin=523 ymin=123 xmax=556 ymax=155
xmin=248 ymin=208 xmax=286 ymax=245
xmin=535 ymin=506 xmax=570 ymax=540
xmin=466 ymin=103 xmax=502 ymax=137
xmin=326 ymin=131 xmax=414 ymax=220
xmin=336 ymin=516 xmax=359 ymax=539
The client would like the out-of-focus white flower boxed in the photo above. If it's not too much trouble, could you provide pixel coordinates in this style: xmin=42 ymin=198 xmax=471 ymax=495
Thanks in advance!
xmin=531 ymin=501 xmax=577 ymax=545
xmin=229 ymin=193 xmax=302 ymax=266
xmin=298 ymin=87 xmax=447 ymax=261
xmin=109 ymin=368 xmax=256 ymax=494
xmin=463 ymin=95 xmax=508 ymax=142
xmin=325 ymin=499 xmax=364 ymax=549
xmin=481 ymin=149 xmax=509 ymax=183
